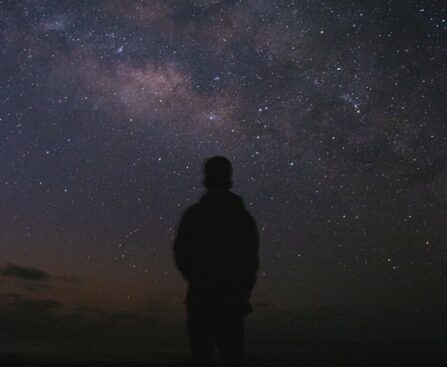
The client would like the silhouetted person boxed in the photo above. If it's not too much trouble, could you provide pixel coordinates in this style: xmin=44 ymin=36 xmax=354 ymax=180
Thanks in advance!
xmin=174 ymin=156 xmax=259 ymax=367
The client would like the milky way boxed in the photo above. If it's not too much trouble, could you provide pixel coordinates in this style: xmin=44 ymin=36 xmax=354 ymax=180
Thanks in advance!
xmin=0 ymin=0 xmax=446 ymax=350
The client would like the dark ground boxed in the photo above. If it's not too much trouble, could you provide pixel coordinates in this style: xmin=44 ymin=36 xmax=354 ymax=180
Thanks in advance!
xmin=1 ymin=343 xmax=446 ymax=367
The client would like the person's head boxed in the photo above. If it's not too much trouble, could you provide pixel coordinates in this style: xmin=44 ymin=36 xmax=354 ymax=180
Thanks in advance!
xmin=203 ymin=156 xmax=232 ymax=190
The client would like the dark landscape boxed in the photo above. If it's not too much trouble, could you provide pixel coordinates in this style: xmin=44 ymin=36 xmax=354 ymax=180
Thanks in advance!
xmin=1 ymin=342 xmax=446 ymax=367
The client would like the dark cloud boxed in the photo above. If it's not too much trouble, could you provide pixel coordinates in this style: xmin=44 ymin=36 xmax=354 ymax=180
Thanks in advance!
xmin=0 ymin=264 xmax=80 ymax=293
xmin=0 ymin=264 xmax=50 ymax=282
xmin=1 ymin=296 xmax=61 ymax=313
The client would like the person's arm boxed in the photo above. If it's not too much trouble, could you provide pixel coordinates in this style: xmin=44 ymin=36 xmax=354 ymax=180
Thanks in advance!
xmin=241 ymin=211 xmax=260 ymax=300
xmin=173 ymin=208 xmax=195 ymax=281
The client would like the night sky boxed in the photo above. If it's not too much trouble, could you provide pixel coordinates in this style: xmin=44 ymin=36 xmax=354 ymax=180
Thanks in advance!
xmin=0 ymin=0 xmax=446 ymax=355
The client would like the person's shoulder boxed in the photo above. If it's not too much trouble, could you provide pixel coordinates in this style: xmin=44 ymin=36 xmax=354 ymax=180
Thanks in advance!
xmin=225 ymin=191 xmax=246 ymax=209
xmin=228 ymin=192 xmax=257 ymax=221
xmin=181 ymin=202 xmax=203 ymax=219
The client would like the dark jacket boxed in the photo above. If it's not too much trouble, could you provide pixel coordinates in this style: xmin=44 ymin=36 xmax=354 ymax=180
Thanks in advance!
xmin=174 ymin=190 xmax=259 ymax=316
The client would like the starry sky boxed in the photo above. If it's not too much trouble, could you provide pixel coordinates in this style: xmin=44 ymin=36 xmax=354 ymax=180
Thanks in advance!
xmin=0 ymin=0 xmax=446 ymax=354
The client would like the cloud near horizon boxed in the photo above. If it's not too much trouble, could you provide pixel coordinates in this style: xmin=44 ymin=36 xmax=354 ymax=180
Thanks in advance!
xmin=0 ymin=263 xmax=81 ymax=293
xmin=0 ymin=263 xmax=51 ymax=282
